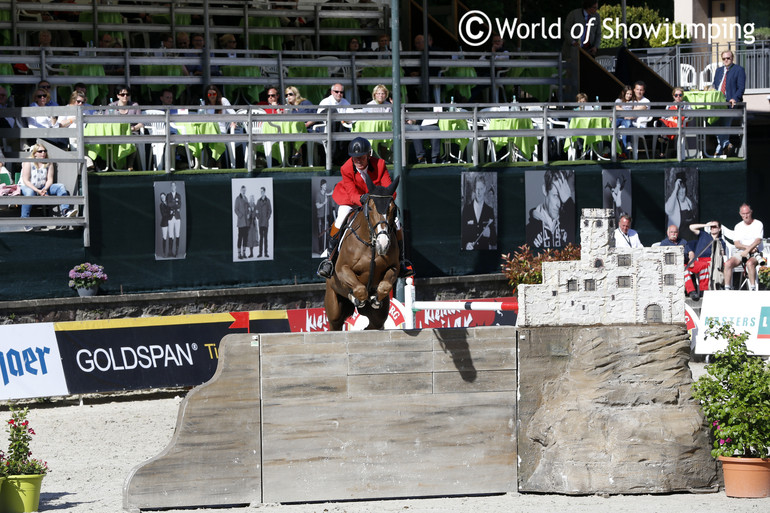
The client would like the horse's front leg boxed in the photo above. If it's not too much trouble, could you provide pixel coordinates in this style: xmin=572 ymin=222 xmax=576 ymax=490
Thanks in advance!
xmin=336 ymin=264 xmax=368 ymax=305
xmin=374 ymin=266 xmax=399 ymax=302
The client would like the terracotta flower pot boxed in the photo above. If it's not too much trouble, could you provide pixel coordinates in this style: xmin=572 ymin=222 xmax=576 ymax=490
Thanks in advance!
xmin=719 ymin=456 xmax=770 ymax=498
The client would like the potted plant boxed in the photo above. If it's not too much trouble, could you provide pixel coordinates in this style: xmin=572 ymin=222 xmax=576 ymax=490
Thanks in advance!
xmin=759 ymin=266 xmax=770 ymax=291
xmin=68 ymin=262 xmax=108 ymax=297
xmin=692 ymin=320 xmax=770 ymax=497
xmin=0 ymin=406 xmax=49 ymax=512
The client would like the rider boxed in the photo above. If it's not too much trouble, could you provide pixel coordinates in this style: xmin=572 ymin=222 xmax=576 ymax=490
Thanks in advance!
xmin=317 ymin=137 xmax=414 ymax=279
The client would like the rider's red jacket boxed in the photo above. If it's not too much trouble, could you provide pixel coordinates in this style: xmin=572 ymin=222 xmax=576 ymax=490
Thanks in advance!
xmin=332 ymin=156 xmax=394 ymax=207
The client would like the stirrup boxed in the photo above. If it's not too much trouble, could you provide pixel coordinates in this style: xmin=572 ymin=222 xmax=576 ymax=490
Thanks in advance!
xmin=400 ymin=259 xmax=415 ymax=278
xmin=317 ymin=259 xmax=333 ymax=279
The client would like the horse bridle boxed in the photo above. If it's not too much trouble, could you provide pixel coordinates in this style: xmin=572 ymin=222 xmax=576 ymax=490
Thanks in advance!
xmin=351 ymin=193 xmax=397 ymax=248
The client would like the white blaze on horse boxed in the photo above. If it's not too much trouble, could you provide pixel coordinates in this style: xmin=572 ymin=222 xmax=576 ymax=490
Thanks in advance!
xmin=324 ymin=174 xmax=401 ymax=331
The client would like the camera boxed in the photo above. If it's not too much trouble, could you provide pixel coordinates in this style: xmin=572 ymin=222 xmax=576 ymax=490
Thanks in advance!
xmin=757 ymin=254 xmax=767 ymax=267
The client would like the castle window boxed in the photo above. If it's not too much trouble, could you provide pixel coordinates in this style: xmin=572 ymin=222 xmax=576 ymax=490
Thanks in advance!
xmin=567 ymin=279 xmax=578 ymax=292
xmin=665 ymin=253 xmax=676 ymax=265
xmin=664 ymin=274 xmax=676 ymax=286
xmin=594 ymin=258 xmax=604 ymax=268
xmin=594 ymin=220 xmax=603 ymax=228
xmin=645 ymin=304 xmax=663 ymax=323
xmin=584 ymin=279 xmax=596 ymax=291
xmin=618 ymin=276 xmax=632 ymax=288
xmin=618 ymin=254 xmax=632 ymax=267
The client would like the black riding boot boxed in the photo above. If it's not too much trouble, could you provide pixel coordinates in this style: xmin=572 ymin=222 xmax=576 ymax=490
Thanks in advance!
xmin=317 ymin=229 xmax=341 ymax=279
xmin=398 ymin=239 xmax=414 ymax=278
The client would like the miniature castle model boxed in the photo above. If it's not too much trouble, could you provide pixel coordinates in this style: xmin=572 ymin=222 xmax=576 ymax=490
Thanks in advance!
xmin=517 ymin=208 xmax=685 ymax=326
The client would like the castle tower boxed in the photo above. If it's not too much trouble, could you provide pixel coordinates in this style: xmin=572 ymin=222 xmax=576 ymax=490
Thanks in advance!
xmin=579 ymin=208 xmax=615 ymax=264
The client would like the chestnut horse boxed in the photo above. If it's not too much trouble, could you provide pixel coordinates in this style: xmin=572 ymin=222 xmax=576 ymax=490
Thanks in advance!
xmin=324 ymin=175 xmax=400 ymax=330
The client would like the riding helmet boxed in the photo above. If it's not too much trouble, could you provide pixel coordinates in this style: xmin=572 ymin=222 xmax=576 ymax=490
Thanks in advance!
xmin=348 ymin=137 xmax=371 ymax=157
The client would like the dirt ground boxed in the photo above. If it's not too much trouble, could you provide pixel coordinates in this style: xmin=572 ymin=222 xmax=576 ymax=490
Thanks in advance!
xmin=21 ymin=362 xmax=768 ymax=513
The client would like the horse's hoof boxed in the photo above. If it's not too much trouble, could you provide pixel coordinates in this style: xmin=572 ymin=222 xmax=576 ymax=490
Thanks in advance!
xmin=370 ymin=296 xmax=381 ymax=309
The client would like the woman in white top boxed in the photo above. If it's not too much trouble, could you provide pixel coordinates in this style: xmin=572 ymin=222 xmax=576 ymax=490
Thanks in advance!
xmin=58 ymin=91 xmax=86 ymax=150
xmin=363 ymin=84 xmax=392 ymax=113
xmin=19 ymin=143 xmax=71 ymax=219
xmin=203 ymin=84 xmax=236 ymax=134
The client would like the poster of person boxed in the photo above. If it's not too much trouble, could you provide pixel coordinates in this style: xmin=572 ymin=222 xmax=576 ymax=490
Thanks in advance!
xmin=153 ymin=181 xmax=187 ymax=260
xmin=460 ymin=171 xmax=498 ymax=251
xmin=231 ymin=177 xmax=274 ymax=262
xmin=311 ymin=176 xmax=342 ymax=258
xmin=524 ymin=169 xmax=576 ymax=251
xmin=664 ymin=167 xmax=698 ymax=235
xmin=602 ymin=169 xmax=632 ymax=224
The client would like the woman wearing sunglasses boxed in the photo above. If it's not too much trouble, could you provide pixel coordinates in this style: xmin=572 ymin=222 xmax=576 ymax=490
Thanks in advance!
xmin=656 ymin=87 xmax=689 ymax=157
xmin=19 ymin=143 xmax=73 ymax=222
xmin=26 ymin=88 xmax=68 ymax=149
xmin=58 ymin=91 xmax=87 ymax=150
xmin=108 ymin=85 xmax=144 ymax=170
xmin=284 ymin=86 xmax=313 ymax=166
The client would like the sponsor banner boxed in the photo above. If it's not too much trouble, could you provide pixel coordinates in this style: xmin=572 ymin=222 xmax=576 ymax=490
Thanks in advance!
xmin=415 ymin=298 xmax=517 ymax=329
xmin=0 ymin=323 xmax=69 ymax=401
xmin=55 ymin=311 xmax=289 ymax=394
xmin=695 ymin=291 xmax=770 ymax=355
xmin=286 ymin=298 xmax=517 ymax=332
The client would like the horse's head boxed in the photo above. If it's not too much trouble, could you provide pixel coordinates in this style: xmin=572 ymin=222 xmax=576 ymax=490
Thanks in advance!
xmin=361 ymin=174 xmax=399 ymax=257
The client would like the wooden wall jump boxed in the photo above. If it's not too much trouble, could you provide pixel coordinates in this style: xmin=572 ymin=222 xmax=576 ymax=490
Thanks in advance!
xmin=124 ymin=327 xmax=518 ymax=510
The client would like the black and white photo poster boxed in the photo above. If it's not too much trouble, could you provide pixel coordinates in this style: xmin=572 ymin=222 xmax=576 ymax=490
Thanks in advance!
xmin=525 ymin=170 xmax=575 ymax=251
xmin=664 ymin=167 xmax=698 ymax=234
xmin=232 ymin=177 xmax=273 ymax=262
xmin=602 ymin=169 xmax=632 ymax=225
xmin=311 ymin=176 xmax=341 ymax=257
xmin=154 ymin=181 xmax=186 ymax=260
xmin=460 ymin=171 xmax=497 ymax=251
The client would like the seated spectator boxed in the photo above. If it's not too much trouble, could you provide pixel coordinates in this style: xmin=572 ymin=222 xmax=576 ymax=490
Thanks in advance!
xmin=30 ymin=80 xmax=58 ymax=106
xmin=575 ymin=92 xmax=588 ymax=109
xmin=19 ymin=143 xmax=73 ymax=221
xmin=187 ymin=33 xmax=220 ymax=76
xmin=614 ymin=213 xmax=643 ymax=248
xmin=375 ymin=33 xmax=391 ymax=55
xmin=655 ymin=87 xmax=688 ymax=157
xmin=0 ymin=148 xmax=10 ymax=183
xmin=660 ymin=224 xmax=689 ymax=264
xmin=363 ymin=84 xmax=392 ymax=112
xmin=57 ymin=91 xmax=87 ymax=150
xmin=347 ymin=37 xmax=361 ymax=52
xmin=312 ymin=83 xmax=352 ymax=165
xmin=219 ymin=34 xmax=239 ymax=57
xmin=26 ymin=87 xmax=67 ymax=149
xmin=404 ymin=111 xmax=441 ymax=164
xmin=685 ymin=221 xmax=727 ymax=300
xmin=176 ymin=32 xmax=190 ymax=50
xmin=264 ymin=87 xmax=282 ymax=114
xmin=614 ymin=85 xmax=634 ymax=149
xmin=722 ymin=203 xmax=764 ymax=290
xmin=158 ymin=88 xmax=180 ymax=134
xmin=285 ymin=86 xmax=314 ymax=166
xmin=631 ymin=81 xmax=651 ymax=126
xmin=73 ymin=83 xmax=96 ymax=114
xmin=109 ymin=85 xmax=144 ymax=171
xmin=203 ymin=84 xmax=236 ymax=134
xmin=99 ymin=33 xmax=125 ymax=76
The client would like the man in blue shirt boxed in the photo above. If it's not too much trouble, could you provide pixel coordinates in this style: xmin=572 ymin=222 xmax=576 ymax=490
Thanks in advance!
xmin=660 ymin=224 xmax=689 ymax=264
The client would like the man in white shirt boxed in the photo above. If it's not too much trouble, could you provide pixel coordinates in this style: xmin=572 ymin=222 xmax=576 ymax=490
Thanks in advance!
xmin=312 ymin=84 xmax=352 ymax=164
xmin=614 ymin=213 xmax=643 ymax=248
xmin=722 ymin=203 xmax=764 ymax=290
xmin=631 ymin=81 xmax=651 ymax=127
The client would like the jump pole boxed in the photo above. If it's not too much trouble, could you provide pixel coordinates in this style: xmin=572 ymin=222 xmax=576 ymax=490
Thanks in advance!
xmin=403 ymin=277 xmax=517 ymax=329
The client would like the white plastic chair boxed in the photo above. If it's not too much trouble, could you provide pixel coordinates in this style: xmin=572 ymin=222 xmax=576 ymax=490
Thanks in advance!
xmin=679 ymin=63 xmax=697 ymax=89
xmin=144 ymin=109 xmax=192 ymax=171
xmin=699 ymin=63 xmax=718 ymax=90
xmin=241 ymin=108 xmax=285 ymax=169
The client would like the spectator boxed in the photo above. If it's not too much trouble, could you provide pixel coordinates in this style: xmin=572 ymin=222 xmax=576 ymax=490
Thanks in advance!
xmin=562 ymin=1 xmax=601 ymax=57
xmin=407 ymin=34 xmax=439 ymax=102
xmin=656 ymin=87 xmax=688 ymax=157
xmin=347 ymin=37 xmax=360 ymax=52
xmin=0 ymin=85 xmax=17 ymax=131
xmin=660 ymin=224 xmax=689 ymax=264
xmin=187 ymin=33 xmax=220 ymax=76
xmin=0 ymin=148 xmax=10 ymax=184
xmin=109 ymin=85 xmax=144 ymax=171
xmin=363 ymin=84 xmax=391 ymax=112
xmin=405 ymin=115 xmax=441 ymax=164
xmin=469 ymin=34 xmax=510 ymax=102
xmin=157 ymin=88 xmax=180 ymax=135
xmin=26 ymin=87 xmax=65 ymax=148
xmin=176 ymin=32 xmax=190 ymax=50
xmin=30 ymin=80 xmax=58 ymax=106
xmin=284 ymin=86 xmax=314 ymax=166
xmin=219 ymin=34 xmax=238 ymax=58
xmin=202 ymin=84 xmax=236 ymax=134
xmin=19 ymin=143 xmax=73 ymax=222
xmin=614 ymin=85 xmax=634 ymax=149
xmin=73 ymin=83 xmax=95 ymax=113
xmin=57 ymin=91 xmax=87 ymax=150
xmin=712 ymin=50 xmax=745 ymax=157
xmin=575 ymin=92 xmax=588 ymax=108
xmin=631 ymin=81 xmax=651 ymax=127
xmin=685 ymin=221 xmax=727 ymax=300
xmin=375 ymin=33 xmax=391 ymax=55
xmin=264 ymin=87 xmax=282 ymax=114
xmin=614 ymin=213 xmax=643 ymax=248
xmin=99 ymin=33 xmax=125 ymax=76
xmin=722 ymin=203 xmax=764 ymax=290
xmin=312 ymin=83 xmax=352 ymax=164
